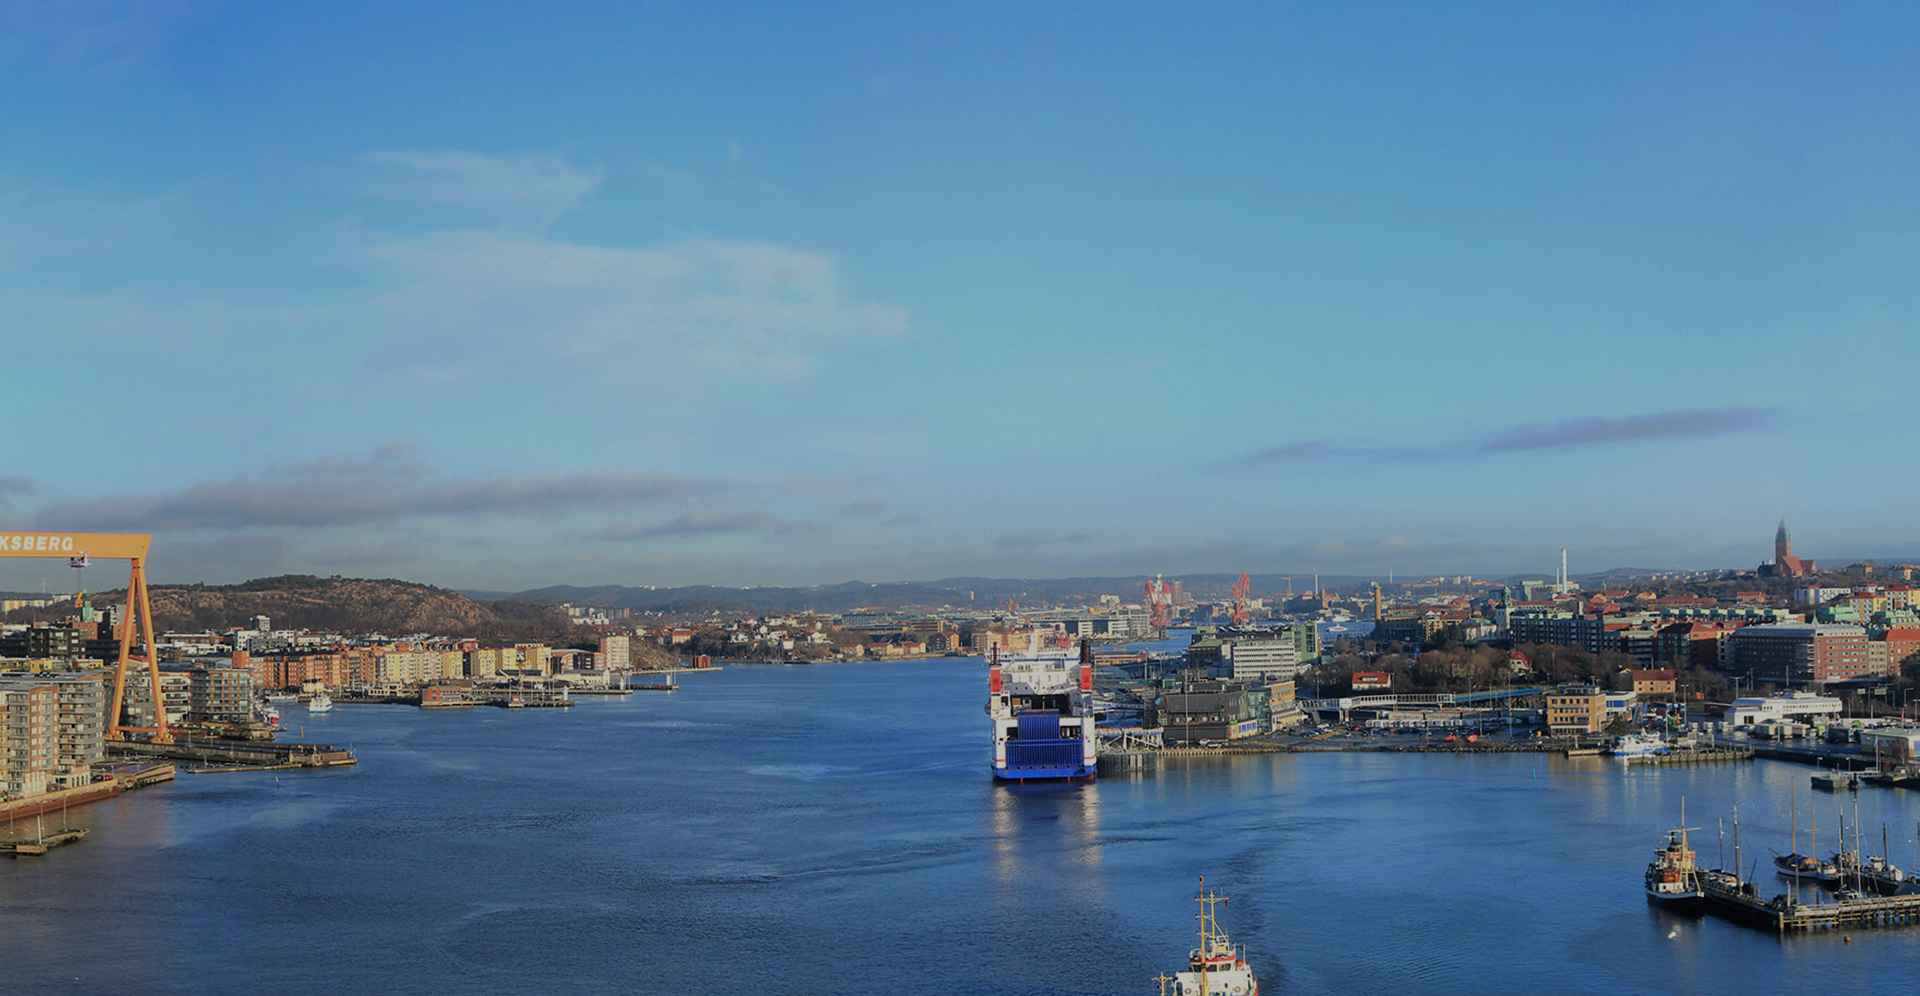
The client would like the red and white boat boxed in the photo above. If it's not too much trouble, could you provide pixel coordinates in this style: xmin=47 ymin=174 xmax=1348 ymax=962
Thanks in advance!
xmin=1158 ymin=878 xmax=1258 ymax=996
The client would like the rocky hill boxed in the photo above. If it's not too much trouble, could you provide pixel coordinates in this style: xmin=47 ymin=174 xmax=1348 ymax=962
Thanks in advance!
xmin=112 ymin=575 xmax=575 ymax=640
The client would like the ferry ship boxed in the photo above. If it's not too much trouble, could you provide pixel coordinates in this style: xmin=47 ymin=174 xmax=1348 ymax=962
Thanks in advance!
xmin=988 ymin=636 xmax=1097 ymax=781
xmin=1157 ymin=878 xmax=1259 ymax=996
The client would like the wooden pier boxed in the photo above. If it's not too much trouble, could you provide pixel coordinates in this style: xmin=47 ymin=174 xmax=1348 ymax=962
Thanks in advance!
xmin=1623 ymin=746 xmax=1753 ymax=766
xmin=2 ymin=828 xmax=87 ymax=856
xmin=1702 ymin=876 xmax=1920 ymax=932
xmin=110 ymin=739 xmax=356 ymax=770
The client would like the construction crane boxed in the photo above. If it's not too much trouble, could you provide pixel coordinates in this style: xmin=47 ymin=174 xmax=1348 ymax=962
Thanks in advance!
xmin=0 ymin=532 xmax=170 ymax=743
xmin=1273 ymin=574 xmax=1320 ymax=598
xmin=1142 ymin=574 xmax=1174 ymax=630
xmin=1230 ymin=571 xmax=1252 ymax=626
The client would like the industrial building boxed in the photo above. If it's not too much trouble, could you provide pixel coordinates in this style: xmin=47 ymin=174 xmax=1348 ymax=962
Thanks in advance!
xmin=1161 ymin=678 xmax=1266 ymax=745
xmin=1724 ymin=691 xmax=1844 ymax=728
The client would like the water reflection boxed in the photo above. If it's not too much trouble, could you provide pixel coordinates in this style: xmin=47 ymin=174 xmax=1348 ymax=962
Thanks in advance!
xmin=989 ymin=780 xmax=1103 ymax=884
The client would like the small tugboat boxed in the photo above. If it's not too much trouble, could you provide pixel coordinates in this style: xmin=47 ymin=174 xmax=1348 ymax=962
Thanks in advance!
xmin=1156 ymin=878 xmax=1258 ymax=996
xmin=1646 ymin=802 xmax=1704 ymax=913
xmin=307 ymin=690 xmax=333 ymax=714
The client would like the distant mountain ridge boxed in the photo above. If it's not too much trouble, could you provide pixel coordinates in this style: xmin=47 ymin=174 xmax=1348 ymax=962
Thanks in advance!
xmin=100 ymin=575 xmax=575 ymax=639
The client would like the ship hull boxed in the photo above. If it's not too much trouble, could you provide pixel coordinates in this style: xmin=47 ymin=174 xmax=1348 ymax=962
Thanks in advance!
xmin=1645 ymin=888 xmax=1705 ymax=915
xmin=991 ymin=762 xmax=1096 ymax=781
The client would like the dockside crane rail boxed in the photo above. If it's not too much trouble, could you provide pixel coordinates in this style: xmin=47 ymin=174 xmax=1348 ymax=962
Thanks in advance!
xmin=0 ymin=532 xmax=170 ymax=743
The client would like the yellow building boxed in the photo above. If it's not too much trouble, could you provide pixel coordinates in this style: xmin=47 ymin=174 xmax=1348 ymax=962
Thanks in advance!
xmin=1546 ymin=685 xmax=1606 ymax=734
xmin=515 ymin=644 xmax=551 ymax=676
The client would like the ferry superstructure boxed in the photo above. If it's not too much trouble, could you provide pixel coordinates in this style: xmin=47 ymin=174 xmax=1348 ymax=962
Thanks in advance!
xmin=988 ymin=636 xmax=1098 ymax=781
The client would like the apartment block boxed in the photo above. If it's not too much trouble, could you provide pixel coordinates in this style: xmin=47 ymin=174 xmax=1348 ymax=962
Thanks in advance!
xmin=1728 ymin=623 xmax=1874 ymax=685
xmin=0 ymin=681 xmax=56 ymax=797
xmin=188 ymin=667 xmax=255 ymax=723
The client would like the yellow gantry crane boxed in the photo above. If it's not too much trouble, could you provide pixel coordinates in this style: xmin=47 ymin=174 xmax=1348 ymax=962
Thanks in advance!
xmin=0 ymin=531 xmax=170 ymax=743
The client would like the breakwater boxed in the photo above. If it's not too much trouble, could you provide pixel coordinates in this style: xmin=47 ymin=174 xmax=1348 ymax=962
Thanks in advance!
xmin=108 ymin=739 xmax=355 ymax=771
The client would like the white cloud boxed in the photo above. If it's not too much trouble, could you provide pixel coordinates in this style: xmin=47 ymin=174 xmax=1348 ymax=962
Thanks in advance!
xmin=358 ymin=230 xmax=909 ymax=378
xmin=356 ymin=150 xmax=605 ymax=223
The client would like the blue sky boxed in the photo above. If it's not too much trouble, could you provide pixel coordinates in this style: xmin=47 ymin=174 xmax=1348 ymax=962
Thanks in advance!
xmin=3 ymin=2 xmax=1918 ymax=590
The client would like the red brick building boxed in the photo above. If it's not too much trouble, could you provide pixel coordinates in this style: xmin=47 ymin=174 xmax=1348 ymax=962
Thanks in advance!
xmin=1728 ymin=623 xmax=1871 ymax=684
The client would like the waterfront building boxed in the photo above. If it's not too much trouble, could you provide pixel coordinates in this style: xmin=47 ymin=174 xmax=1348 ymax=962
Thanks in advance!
xmin=599 ymin=634 xmax=630 ymax=670
xmin=1161 ymin=677 xmax=1265 ymax=745
xmin=119 ymin=669 xmax=191 ymax=728
xmin=515 ymin=644 xmax=551 ymax=676
xmin=1267 ymin=679 xmax=1301 ymax=730
xmin=1860 ymin=727 xmax=1920 ymax=766
xmin=466 ymin=647 xmax=508 ymax=680
xmin=188 ymin=667 xmax=254 ymax=723
xmin=257 ymin=649 xmax=348 ymax=690
xmin=0 ymin=681 xmax=55 ymax=797
xmin=1727 ymin=622 xmax=1873 ymax=684
xmin=1725 ymin=691 xmax=1843 ymax=728
xmin=1546 ymin=685 xmax=1606 ymax=734
xmin=42 ymin=672 xmax=105 ymax=787
xmin=1603 ymin=689 xmax=1639 ymax=718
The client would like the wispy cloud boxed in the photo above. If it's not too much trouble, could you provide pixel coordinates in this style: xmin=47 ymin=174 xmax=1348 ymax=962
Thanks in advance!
xmin=595 ymin=507 xmax=807 ymax=541
xmin=1237 ymin=441 xmax=1424 ymax=466
xmin=1480 ymin=407 xmax=1777 ymax=452
xmin=34 ymin=446 xmax=723 ymax=531
xmin=1234 ymin=407 xmax=1778 ymax=468
xmin=358 ymin=230 xmax=909 ymax=379
xmin=356 ymin=150 xmax=604 ymax=223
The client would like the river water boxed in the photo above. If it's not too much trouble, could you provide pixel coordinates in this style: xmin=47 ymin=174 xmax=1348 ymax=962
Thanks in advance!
xmin=7 ymin=657 xmax=1920 ymax=995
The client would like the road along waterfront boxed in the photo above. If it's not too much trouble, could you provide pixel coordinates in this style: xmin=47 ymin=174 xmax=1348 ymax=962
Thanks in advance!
xmin=7 ymin=657 xmax=1920 ymax=995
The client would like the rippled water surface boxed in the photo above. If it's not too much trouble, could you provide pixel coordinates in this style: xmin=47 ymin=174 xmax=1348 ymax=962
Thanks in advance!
xmin=7 ymin=658 xmax=1920 ymax=995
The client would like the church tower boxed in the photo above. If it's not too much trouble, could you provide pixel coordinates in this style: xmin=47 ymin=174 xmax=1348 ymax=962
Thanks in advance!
xmin=1775 ymin=520 xmax=1792 ymax=564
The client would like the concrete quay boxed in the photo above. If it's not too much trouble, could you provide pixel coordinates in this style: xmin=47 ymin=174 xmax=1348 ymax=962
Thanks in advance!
xmin=0 ymin=761 xmax=175 ymax=836
xmin=109 ymin=739 xmax=355 ymax=771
